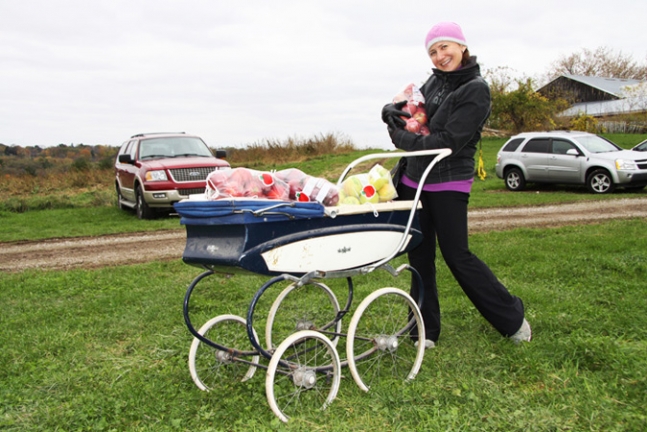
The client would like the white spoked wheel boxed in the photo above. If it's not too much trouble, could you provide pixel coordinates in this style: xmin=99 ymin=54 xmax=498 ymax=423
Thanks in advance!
xmin=265 ymin=281 xmax=342 ymax=351
xmin=346 ymin=287 xmax=426 ymax=392
xmin=265 ymin=330 xmax=342 ymax=424
xmin=188 ymin=314 xmax=260 ymax=391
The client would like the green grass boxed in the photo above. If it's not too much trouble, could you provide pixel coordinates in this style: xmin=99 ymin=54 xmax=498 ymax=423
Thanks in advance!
xmin=2 ymin=219 xmax=646 ymax=431
xmin=0 ymin=207 xmax=180 ymax=242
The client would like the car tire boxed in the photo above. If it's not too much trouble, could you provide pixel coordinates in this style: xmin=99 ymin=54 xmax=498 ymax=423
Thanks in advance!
xmin=504 ymin=167 xmax=526 ymax=191
xmin=586 ymin=169 xmax=615 ymax=194
xmin=135 ymin=185 xmax=155 ymax=219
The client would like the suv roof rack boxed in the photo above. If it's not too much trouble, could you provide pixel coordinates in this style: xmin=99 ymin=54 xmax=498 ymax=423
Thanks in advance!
xmin=131 ymin=132 xmax=186 ymax=138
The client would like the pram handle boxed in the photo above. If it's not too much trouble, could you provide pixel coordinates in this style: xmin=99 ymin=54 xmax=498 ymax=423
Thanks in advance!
xmin=336 ymin=148 xmax=453 ymax=273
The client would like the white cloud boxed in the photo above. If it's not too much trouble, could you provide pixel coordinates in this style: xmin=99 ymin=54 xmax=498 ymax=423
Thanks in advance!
xmin=1 ymin=0 xmax=646 ymax=149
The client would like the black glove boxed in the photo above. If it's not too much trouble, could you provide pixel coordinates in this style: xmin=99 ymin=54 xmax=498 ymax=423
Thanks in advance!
xmin=381 ymin=100 xmax=410 ymax=130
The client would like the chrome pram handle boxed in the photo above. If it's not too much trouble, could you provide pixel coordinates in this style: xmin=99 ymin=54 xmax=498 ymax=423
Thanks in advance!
xmin=336 ymin=148 xmax=452 ymax=272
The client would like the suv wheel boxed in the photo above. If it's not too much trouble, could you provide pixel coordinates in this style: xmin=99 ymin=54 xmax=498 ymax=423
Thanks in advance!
xmin=504 ymin=167 xmax=526 ymax=191
xmin=136 ymin=185 xmax=155 ymax=219
xmin=586 ymin=169 xmax=615 ymax=194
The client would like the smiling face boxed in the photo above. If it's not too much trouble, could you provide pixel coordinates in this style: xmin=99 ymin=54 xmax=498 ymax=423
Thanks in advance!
xmin=428 ymin=41 xmax=465 ymax=72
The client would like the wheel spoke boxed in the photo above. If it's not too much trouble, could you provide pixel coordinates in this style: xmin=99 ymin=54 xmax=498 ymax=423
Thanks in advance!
xmin=188 ymin=315 xmax=259 ymax=391
xmin=347 ymin=288 xmax=425 ymax=392
xmin=266 ymin=282 xmax=341 ymax=350
xmin=266 ymin=331 xmax=341 ymax=423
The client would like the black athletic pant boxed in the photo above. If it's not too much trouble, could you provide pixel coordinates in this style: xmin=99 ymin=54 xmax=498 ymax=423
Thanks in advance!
xmin=398 ymin=184 xmax=525 ymax=342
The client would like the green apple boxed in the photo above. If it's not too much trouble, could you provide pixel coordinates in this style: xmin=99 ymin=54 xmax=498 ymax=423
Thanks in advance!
xmin=368 ymin=164 xmax=391 ymax=190
xmin=342 ymin=176 xmax=364 ymax=198
xmin=377 ymin=183 xmax=397 ymax=201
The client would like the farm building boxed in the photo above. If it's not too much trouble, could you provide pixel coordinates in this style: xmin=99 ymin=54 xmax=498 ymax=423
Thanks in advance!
xmin=537 ymin=74 xmax=647 ymax=132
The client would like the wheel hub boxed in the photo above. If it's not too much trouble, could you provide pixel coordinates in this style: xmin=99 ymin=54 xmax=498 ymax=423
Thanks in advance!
xmin=215 ymin=350 xmax=233 ymax=364
xmin=292 ymin=367 xmax=317 ymax=389
xmin=375 ymin=335 xmax=399 ymax=352
xmin=296 ymin=319 xmax=313 ymax=331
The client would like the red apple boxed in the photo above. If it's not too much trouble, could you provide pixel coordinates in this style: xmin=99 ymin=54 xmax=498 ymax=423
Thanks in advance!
xmin=413 ymin=111 xmax=427 ymax=124
xmin=405 ymin=117 xmax=421 ymax=133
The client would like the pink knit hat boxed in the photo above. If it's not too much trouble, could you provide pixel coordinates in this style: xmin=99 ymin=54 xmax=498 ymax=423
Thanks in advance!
xmin=425 ymin=22 xmax=467 ymax=52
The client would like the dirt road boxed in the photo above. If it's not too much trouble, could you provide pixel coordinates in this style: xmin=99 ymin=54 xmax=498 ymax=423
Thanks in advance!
xmin=1 ymin=198 xmax=646 ymax=273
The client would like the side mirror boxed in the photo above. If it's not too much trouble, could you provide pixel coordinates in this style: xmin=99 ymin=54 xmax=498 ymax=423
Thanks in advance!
xmin=566 ymin=149 xmax=579 ymax=156
xmin=118 ymin=154 xmax=134 ymax=164
xmin=215 ymin=150 xmax=227 ymax=159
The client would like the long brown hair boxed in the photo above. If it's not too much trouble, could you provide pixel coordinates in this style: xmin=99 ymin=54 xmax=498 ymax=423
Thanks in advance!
xmin=461 ymin=48 xmax=471 ymax=67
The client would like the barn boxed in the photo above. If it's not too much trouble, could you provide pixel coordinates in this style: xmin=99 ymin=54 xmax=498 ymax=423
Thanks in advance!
xmin=537 ymin=74 xmax=647 ymax=132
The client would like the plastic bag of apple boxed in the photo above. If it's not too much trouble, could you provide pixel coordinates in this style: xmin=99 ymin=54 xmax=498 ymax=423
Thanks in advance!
xmin=338 ymin=164 xmax=398 ymax=205
xmin=273 ymin=168 xmax=340 ymax=206
xmin=206 ymin=167 xmax=339 ymax=205
xmin=393 ymin=83 xmax=430 ymax=135
xmin=206 ymin=168 xmax=291 ymax=201
xmin=205 ymin=165 xmax=397 ymax=206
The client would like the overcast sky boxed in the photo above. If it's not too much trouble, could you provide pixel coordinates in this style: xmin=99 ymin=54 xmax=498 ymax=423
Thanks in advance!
xmin=1 ymin=0 xmax=646 ymax=150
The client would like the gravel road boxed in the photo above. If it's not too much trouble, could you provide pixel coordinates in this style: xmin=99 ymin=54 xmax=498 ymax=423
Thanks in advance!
xmin=1 ymin=198 xmax=645 ymax=273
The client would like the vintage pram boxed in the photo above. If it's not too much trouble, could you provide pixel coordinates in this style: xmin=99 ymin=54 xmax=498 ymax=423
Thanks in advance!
xmin=175 ymin=149 xmax=452 ymax=423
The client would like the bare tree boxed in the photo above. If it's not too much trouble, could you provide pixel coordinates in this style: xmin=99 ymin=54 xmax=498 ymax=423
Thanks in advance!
xmin=547 ymin=47 xmax=647 ymax=80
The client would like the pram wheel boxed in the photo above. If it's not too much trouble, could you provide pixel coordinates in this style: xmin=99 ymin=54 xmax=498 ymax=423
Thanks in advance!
xmin=265 ymin=281 xmax=342 ymax=350
xmin=346 ymin=287 xmax=426 ymax=392
xmin=188 ymin=314 xmax=260 ymax=391
xmin=266 ymin=330 xmax=341 ymax=423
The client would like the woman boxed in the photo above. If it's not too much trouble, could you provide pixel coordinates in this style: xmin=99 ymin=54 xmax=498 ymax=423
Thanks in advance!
xmin=381 ymin=21 xmax=531 ymax=347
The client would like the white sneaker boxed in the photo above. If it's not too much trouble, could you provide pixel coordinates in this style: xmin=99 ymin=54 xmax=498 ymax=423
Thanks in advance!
xmin=414 ymin=339 xmax=436 ymax=349
xmin=510 ymin=319 xmax=532 ymax=344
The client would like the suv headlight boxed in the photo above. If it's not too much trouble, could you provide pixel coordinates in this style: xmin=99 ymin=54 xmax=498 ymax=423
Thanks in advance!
xmin=145 ymin=170 xmax=168 ymax=181
xmin=615 ymin=159 xmax=638 ymax=170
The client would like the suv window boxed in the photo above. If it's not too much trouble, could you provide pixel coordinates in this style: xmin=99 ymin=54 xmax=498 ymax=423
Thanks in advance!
xmin=118 ymin=142 xmax=129 ymax=156
xmin=501 ymin=138 xmax=524 ymax=152
xmin=552 ymin=139 xmax=576 ymax=155
xmin=575 ymin=135 xmax=621 ymax=153
xmin=521 ymin=138 xmax=550 ymax=153
xmin=128 ymin=140 xmax=138 ymax=159
xmin=139 ymin=137 xmax=213 ymax=159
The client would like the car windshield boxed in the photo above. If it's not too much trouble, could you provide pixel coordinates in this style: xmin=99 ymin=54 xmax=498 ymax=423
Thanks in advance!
xmin=139 ymin=137 xmax=213 ymax=159
xmin=574 ymin=135 xmax=621 ymax=153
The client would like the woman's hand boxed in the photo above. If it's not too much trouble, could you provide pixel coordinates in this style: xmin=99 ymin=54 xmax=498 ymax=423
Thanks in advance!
xmin=381 ymin=100 xmax=410 ymax=130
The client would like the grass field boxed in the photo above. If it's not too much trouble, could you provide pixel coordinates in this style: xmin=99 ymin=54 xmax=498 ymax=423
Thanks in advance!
xmin=1 ymin=219 xmax=646 ymax=431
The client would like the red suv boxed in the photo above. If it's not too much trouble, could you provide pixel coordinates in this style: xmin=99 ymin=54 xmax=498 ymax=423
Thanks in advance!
xmin=115 ymin=132 xmax=230 ymax=219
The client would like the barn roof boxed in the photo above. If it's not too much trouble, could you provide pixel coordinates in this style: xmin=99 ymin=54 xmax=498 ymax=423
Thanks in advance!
xmin=560 ymin=75 xmax=641 ymax=96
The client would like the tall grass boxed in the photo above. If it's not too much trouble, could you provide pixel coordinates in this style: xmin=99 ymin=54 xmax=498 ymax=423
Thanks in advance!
xmin=0 ymin=133 xmax=358 ymax=213
xmin=225 ymin=132 xmax=357 ymax=168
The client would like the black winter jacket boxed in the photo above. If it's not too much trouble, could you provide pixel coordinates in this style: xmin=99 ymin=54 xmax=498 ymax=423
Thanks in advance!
xmin=388 ymin=56 xmax=491 ymax=185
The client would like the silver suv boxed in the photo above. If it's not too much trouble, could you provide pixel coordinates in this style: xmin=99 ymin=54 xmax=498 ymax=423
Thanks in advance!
xmin=495 ymin=131 xmax=647 ymax=194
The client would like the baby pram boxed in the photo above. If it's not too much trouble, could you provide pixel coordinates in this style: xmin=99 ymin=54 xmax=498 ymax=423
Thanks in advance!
xmin=175 ymin=149 xmax=452 ymax=423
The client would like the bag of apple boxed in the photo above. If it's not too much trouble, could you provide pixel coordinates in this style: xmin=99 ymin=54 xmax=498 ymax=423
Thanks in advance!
xmin=273 ymin=168 xmax=340 ymax=206
xmin=339 ymin=164 xmax=397 ymax=205
xmin=393 ymin=83 xmax=430 ymax=135
xmin=205 ymin=168 xmax=290 ymax=200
